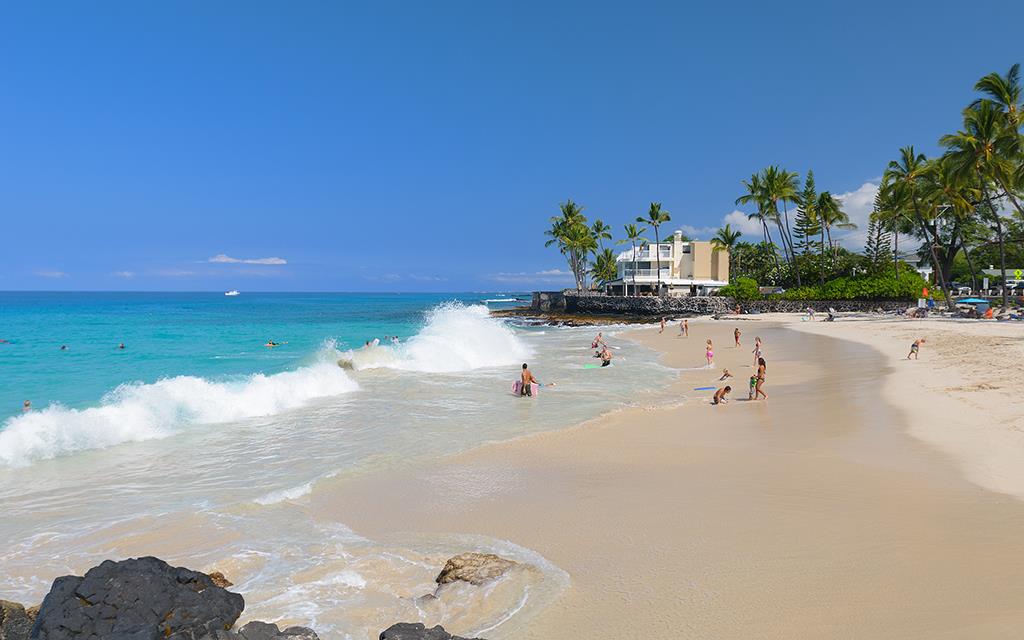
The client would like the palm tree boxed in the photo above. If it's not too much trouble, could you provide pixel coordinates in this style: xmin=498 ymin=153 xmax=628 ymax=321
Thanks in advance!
xmin=618 ymin=223 xmax=648 ymax=297
xmin=711 ymin=224 xmax=742 ymax=277
xmin=815 ymin=192 xmax=856 ymax=267
xmin=590 ymin=248 xmax=618 ymax=287
xmin=636 ymin=202 xmax=671 ymax=294
xmin=736 ymin=173 xmax=782 ymax=274
xmin=971 ymin=63 xmax=1021 ymax=130
xmin=544 ymin=199 xmax=591 ymax=292
xmin=591 ymin=219 xmax=612 ymax=251
xmin=884 ymin=146 xmax=954 ymax=309
xmin=940 ymin=101 xmax=1021 ymax=308
xmin=875 ymin=179 xmax=912 ymax=280
xmin=762 ymin=166 xmax=803 ymax=286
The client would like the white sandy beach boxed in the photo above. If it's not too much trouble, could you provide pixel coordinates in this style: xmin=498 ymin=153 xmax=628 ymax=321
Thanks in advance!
xmin=316 ymin=315 xmax=1024 ymax=639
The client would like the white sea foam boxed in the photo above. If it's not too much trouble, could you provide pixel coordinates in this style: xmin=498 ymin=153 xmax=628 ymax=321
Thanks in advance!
xmin=0 ymin=352 xmax=358 ymax=466
xmin=253 ymin=481 xmax=314 ymax=505
xmin=344 ymin=303 xmax=531 ymax=373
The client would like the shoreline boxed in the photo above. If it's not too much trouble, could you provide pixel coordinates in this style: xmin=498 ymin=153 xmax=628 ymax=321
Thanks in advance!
xmin=315 ymin=316 xmax=1024 ymax=638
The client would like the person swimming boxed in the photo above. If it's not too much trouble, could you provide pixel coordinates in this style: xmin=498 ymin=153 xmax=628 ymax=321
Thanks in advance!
xmin=264 ymin=340 xmax=287 ymax=348
xmin=22 ymin=400 xmax=31 ymax=412
xmin=118 ymin=343 xmax=125 ymax=350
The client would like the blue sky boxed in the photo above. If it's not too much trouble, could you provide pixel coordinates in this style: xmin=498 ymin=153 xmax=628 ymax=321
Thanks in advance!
xmin=2 ymin=1 xmax=1022 ymax=291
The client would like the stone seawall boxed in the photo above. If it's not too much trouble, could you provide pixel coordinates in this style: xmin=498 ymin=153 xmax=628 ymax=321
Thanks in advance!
xmin=530 ymin=292 xmax=911 ymax=317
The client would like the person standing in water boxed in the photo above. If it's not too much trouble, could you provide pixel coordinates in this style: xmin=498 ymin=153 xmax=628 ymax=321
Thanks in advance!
xmin=907 ymin=337 xmax=926 ymax=360
xmin=659 ymin=317 xmax=666 ymax=333
xmin=599 ymin=347 xmax=613 ymax=367
xmin=520 ymin=363 xmax=540 ymax=396
xmin=23 ymin=400 xmax=31 ymax=412
xmin=752 ymin=336 xmax=762 ymax=367
xmin=118 ymin=343 xmax=125 ymax=350
xmin=734 ymin=327 xmax=741 ymax=347
xmin=681 ymin=319 xmax=689 ymax=337
xmin=754 ymin=357 xmax=768 ymax=400
xmin=705 ymin=339 xmax=714 ymax=367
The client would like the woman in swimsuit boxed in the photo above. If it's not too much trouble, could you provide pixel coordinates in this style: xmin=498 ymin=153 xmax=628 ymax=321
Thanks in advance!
xmin=752 ymin=336 xmax=762 ymax=367
xmin=754 ymin=357 xmax=768 ymax=400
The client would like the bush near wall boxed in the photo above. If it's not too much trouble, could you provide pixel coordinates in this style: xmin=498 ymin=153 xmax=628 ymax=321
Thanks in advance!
xmin=727 ymin=272 xmax=926 ymax=302
xmin=718 ymin=277 xmax=761 ymax=301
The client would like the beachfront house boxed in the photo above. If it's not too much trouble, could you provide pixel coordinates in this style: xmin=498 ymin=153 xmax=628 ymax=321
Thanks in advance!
xmin=605 ymin=230 xmax=729 ymax=296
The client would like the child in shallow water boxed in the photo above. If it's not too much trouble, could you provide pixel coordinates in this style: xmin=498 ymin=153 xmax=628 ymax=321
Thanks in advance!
xmin=706 ymin=339 xmax=714 ymax=366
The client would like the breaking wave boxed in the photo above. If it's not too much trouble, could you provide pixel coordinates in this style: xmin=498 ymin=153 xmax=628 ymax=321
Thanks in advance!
xmin=0 ymin=350 xmax=358 ymax=466
xmin=341 ymin=303 xmax=531 ymax=373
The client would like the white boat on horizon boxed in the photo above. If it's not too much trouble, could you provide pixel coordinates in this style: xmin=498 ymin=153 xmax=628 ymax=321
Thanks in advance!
xmin=224 ymin=290 xmax=240 ymax=297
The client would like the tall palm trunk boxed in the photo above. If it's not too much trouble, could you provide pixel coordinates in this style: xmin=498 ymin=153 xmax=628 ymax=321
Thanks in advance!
xmin=893 ymin=230 xmax=899 ymax=280
xmin=762 ymin=218 xmax=782 ymax=277
xmin=652 ymin=226 xmax=662 ymax=295
xmin=910 ymin=196 xmax=953 ymax=309
xmin=819 ymin=223 xmax=826 ymax=286
xmin=782 ymin=201 xmax=801 ymax=287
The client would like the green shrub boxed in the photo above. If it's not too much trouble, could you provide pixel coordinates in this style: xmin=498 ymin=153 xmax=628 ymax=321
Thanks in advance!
xmin=720 ymin=277 xmax=761 ymax=301
xmin=779 ymin=271 xmax=926 ymax=301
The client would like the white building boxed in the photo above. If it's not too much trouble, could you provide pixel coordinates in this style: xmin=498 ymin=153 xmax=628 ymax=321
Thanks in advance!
xmin=605 ymin=230 xmax=730 ymax=296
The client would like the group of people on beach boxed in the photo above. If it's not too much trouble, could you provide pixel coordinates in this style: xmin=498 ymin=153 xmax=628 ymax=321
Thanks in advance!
xmin=710 ymin=332 xmax=767 ymax=405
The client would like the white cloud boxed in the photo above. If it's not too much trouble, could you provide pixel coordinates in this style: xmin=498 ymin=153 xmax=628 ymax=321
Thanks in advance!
xmin=410 ymin=274 xmax=448 ymax=282
xmin=677 ymin=225 xmax=719 ymax=240
xmin=112 ymin=271 xmax=135 ymax=278
xmin=157 ymin=269 xmax=197 ymax=277
xmin=36 ymin=270 xmax=67 ymax=278
xmin=834 ymin=181 xmax=879 ymax=250
xmin=363 ymin=273 xmax=402 ymax=282
xmin=208 ymin=254 xmax=287 ymax=265
xmin=488 ymin=268 xmax=574 ymax=284
xmin=721 ymin=210 xmax=765 ymax=238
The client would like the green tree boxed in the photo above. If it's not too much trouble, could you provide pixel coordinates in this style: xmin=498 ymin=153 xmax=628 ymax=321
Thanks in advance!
xmin=636 ymin=202 xmax=671 ymax=293
xmin=941 ymin=101 xmax=1022 ymax=308
xmin=590 ymin=219 xmax=612 ymax=251
xmin=617 ymin=223 xmax=648 ymax=297
xmin=762 ymin=166 xmax=803 ymax=287
xmin=793 ymin=170 xmax=821 ymax=258
xmin=864 ymin=208 xmax=893 ymax=272
xmin=590 ymin=248 xmax=618 ymax=286
xmin=814 ymin=191 xmax=856 ymax=271
xmin=544 ymin=199 xmax=594 ymax=292
xmin=735 ymin=173 xmax=782 ymax=275
xmin=884 ymin=147 xmax=954 ymax=309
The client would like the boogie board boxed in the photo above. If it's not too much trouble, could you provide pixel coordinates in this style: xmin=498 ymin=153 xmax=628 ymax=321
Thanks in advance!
xmin=583 ymin=363 xmax=612 ymax=369
xmin=511 ymin=381 xmax=540 ymax=396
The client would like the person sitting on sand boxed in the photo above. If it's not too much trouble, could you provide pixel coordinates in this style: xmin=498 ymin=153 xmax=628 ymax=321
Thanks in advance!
xmin=712 ymin=386 xmax=731 ymax=405
xmin=705 ymin=339 xmax=714 ymax=366
xmin=907 ymin=338 xmax=926 ymax=360
xmin=521 ymin=363 xmax=540 ymax=396
xmin=754 ymin=358 xmax=767 ymax=400
xmin=734 ymin=327 xmax=741 ymax=347
xmin=720 ymin=369 xmax=733 ymax=381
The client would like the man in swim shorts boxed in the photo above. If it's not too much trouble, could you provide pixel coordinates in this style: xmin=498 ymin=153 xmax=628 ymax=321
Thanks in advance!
xmin=521 ymin=363 xmax=540 ymax=396
xmin=712 ymin=386 xmax=731 ymax=405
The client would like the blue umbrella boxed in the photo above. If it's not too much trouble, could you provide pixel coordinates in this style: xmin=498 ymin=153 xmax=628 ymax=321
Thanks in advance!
xmin=957 ymin=298 xmax=989 ymax=304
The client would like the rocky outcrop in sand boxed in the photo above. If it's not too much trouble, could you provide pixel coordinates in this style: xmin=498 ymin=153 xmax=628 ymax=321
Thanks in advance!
xmin=379 ymin=622 xmax=483 ymax=640
xmin=202 ymin=620 xmax=319 ymax=639
xmin=0 ymin=600 xmax=34 ymax=640
xmin=30 ymin=556 xmax=245 ymax=640
xmin=434 ymin=553 xmax=517 ymax=587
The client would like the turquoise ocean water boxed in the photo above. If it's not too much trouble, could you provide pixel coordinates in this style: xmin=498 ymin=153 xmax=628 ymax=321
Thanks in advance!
xmin=0 ymin=292 xmax=677 ymax=638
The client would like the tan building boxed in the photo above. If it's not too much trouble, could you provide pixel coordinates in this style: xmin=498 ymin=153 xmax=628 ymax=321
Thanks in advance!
xmin=606 ymin=230 xmax=729 ymax=296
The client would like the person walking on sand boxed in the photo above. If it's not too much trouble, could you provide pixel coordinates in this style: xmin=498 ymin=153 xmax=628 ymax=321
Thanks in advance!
xmin=705 ymin=339 xmax=714 ymax=367
xmin=734 ymin=327 xmax=741 ymax=347
xmin=907 ymin=337 xmax=926 ymax=360
xmin=660 ymin=317 xmax=666 ymax=333
xmin=754 ymin=357 xmax=768 ymax=400
xmin=712 ymin=386 xmax=732 ymax=405
xmin=520 ymin=363 xmax=541 ymax=397
xmin=752 ymin=336 xmax=762 ymax=367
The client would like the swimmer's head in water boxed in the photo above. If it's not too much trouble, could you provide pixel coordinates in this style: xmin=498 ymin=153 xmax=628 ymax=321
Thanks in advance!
xmin=522 ymin=363 xmax=528 ymax=369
